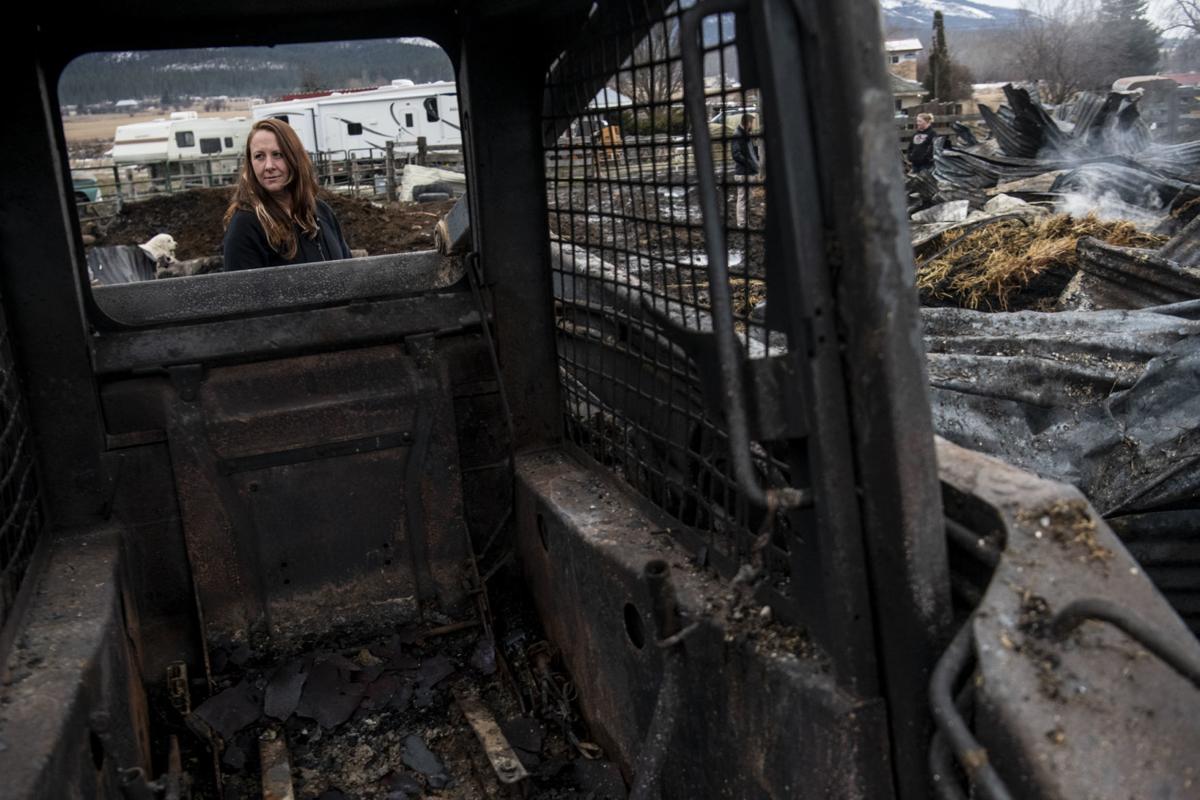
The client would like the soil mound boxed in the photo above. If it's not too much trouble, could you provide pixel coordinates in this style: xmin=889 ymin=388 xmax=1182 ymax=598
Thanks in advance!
xmin=91 ymin=187 xmax=455 ymax=261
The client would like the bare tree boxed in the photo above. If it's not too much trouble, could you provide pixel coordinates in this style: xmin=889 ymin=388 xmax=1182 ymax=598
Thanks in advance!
xmin=1009 ymin=0 xmax=1109 ymax=102
xmin=1162 ymin=0 xmax=1200 ymax=35
xmin=1158 ymin=0 xmax=1200 ymax=70
xmin=618 ymin=15 xmax=685 ymax=106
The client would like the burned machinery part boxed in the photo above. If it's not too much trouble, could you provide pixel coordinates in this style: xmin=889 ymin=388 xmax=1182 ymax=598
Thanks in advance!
xmin=0 ymin=2 xmax=1198 ymax=800
xmin=0 ymin=304 xmax=44 ymax=646
xmin=629 ymin=560 xmax=688 ymax=800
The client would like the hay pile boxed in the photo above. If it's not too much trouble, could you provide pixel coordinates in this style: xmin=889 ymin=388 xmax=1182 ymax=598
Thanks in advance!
xmin=916 ymin=213 xmax=1165 ymax=311
xmin=732 ymin=277 xmax=767 ymax=319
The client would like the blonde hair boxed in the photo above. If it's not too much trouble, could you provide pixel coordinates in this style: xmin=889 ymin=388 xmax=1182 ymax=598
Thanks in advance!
xmin=222 ymin=118 xmax=320 ymax=260
xmin=917 ymin=112 xmax=935 ymax=124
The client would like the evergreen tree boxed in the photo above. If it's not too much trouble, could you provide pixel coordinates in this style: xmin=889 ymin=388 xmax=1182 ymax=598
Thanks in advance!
xmin=926 ymin=12 xmax=949 ymax=100
xmin=922 ymin=11 xmax=974 ymax=102
xmin=1097 ymin=0 xmax=1160 ymax=85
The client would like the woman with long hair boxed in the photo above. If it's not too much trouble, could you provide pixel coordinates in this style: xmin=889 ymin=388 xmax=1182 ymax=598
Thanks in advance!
xmin=222 ymin=118 xmax=352 ymax=270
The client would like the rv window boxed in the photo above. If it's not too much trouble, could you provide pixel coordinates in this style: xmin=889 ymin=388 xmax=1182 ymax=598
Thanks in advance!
xmin=423 ymin=96 xmax=439 ymax=122
xmin=58 ymin=39 xmax=463 ymax=326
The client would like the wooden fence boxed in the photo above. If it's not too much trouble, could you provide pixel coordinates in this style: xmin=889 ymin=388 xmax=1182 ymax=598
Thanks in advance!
xmin=896 ymin=114 xmax=980 ymax=149
xmin=71 ymin=137 xmax=464 ymax=224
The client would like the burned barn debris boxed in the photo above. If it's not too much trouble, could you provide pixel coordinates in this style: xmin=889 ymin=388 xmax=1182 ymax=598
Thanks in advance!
xmin=909 ymin=84 xmax=1200 ymax=635
xmin=174 ymin=615 xmax=625 ymax=799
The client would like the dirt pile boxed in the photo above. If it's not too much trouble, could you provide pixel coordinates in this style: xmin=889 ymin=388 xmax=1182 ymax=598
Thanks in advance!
xmin=91 ymin=187 xmax=455 ymax=261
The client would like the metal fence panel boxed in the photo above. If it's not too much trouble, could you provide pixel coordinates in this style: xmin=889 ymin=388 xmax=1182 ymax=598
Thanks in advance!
xmin=544 ymin=2 xmax=805 ymax=603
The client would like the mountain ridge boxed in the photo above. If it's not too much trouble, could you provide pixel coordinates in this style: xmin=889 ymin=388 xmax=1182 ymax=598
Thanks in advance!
xmin=882 ymin=0 xmax=1025 ymax=32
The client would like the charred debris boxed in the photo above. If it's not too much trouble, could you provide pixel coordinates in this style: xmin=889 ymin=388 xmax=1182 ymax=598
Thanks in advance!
xmin=146 ymin=586 xmax=628 ymax=800
xmin=908 ymin=83 xmax=1200 ymax=634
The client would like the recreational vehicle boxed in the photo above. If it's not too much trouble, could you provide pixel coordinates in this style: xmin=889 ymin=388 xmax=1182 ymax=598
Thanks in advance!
xmin=110 ymin=112 xmax=251 ymax=165
xmin=251 ymin=79 xmax=460 ymax=154
xmin=110 ymin=112 xmax=251 ymax=188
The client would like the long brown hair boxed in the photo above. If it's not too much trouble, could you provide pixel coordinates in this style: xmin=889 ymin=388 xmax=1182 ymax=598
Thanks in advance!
xmin=223 ymin=118 xmax=320 ymax=260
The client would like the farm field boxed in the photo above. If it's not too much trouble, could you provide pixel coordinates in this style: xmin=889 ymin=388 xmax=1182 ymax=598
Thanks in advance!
xmin=61 ymin=104 xmax=254 ymax=143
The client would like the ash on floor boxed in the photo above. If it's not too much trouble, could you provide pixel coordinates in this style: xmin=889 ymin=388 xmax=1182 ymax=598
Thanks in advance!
xmin=182 ymin=622 xmax=626 ymax=800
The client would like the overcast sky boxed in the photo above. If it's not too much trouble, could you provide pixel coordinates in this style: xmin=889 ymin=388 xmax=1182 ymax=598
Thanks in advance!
xmin=974 ymin=0 xmax=1178 ymax=28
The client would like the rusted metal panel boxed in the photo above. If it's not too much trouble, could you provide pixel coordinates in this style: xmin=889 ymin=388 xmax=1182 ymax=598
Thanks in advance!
xmin=164 ymin=368 xmax=267 ymax=648
xmin=163 ymin=343 xmax=472 ymax=652
xmin=1069 ymin=236 xmax=1200 ymax=309
xmin=514 ymin=449 xmax=895 ymax=799
xmin=93 ymin=250 xmax=463 ymax=325
xmin=91 ymin=291 xmax=479 ymax=375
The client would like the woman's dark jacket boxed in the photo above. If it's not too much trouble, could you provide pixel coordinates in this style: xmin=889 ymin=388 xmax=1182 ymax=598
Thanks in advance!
xmin=731 ymin=125 xmax=760 ymax=176
xmin=223 ymin=199 xmax=352 ymax=270
xmin=908 ymin=130 xmax=936 ymax=172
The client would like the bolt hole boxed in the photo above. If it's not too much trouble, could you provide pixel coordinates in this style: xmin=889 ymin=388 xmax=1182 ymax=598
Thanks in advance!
xmin=89 ymin=731 xmax=105 ymax=771
xmin=644 ymin=559 xmax=668 ymax=578
xmin=280 ymin=561 xmax=288 ymax=569
xmin=282 ymin=578 xmax=291 ymax=586
xmin=537 ymin=514 xmax=549 ymax=552
xmin=623 ymin=602 xmax=645 ymax=650
xmin=384 ymin=558 xmax=393 ymax=566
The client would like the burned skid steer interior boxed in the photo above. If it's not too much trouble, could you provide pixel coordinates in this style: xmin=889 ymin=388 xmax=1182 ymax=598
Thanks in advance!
xmin=2 ymin=0 xmax=1199 ymax=799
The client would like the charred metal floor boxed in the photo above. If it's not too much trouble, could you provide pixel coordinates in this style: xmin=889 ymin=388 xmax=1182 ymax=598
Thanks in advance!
xmin=153 ymin=579 xmax=627 ymax=800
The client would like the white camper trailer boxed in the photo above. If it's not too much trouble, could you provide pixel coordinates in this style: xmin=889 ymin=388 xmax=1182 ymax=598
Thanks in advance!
xmin=110 ymin=112 xmax=251 ymax=165
xmin=250 ymin=80 xmax=461 ymax=155
xmin=110 ymin=113 xmax=252 ymax=189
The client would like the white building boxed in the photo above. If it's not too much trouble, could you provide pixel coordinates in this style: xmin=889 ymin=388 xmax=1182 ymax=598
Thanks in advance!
xmin=885 ymin=39 xmax=923 ymax=82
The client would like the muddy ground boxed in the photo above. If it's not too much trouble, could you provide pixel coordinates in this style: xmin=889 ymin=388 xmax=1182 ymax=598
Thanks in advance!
xmin=87 ymin=188 xmax=456 ymax=261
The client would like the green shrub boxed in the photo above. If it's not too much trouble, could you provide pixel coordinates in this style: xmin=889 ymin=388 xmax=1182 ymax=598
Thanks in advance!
xmin=619 ymin=106 xmax=688 ymax=136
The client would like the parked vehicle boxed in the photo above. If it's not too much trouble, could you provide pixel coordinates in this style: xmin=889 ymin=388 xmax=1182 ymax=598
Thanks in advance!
xmin=110 ymin=112 xmax=251 ymax=165
xmin=71 ymin=173 xmax=101 ymax=203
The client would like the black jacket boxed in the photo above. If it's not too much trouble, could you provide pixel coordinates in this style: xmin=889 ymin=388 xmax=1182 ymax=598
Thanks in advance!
xmin=731 ymin=125 xmax=760 ymax=176
xmin=223 ymin=199 xmax=352 ymax=271
xmin=908 ymin=130 xmax=936 ymax=171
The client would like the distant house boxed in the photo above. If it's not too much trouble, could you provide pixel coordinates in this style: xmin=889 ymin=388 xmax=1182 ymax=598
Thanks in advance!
xmin=114 ymin=99 xmax=141 ymax=113
xmin=890 ymin=73 xmax=926 ymax=115
xmin=885 ymin=38 xmax=923 ymax=82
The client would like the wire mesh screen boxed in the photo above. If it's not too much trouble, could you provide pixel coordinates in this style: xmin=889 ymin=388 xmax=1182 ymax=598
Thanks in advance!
xmin=0 ymin=311 xmax=43 ymax=634
xmin=546 ymin=2 xmax=797 ymax=589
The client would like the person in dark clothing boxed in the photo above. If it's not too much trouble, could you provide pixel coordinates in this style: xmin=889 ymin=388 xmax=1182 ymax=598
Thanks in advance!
xmin=907 ymin=112 xmax=936 ymax=173
xmin=730 ymin=113 xmax=760 ymax=228
xmin=222 ymin=118 xmax=351 ymax=270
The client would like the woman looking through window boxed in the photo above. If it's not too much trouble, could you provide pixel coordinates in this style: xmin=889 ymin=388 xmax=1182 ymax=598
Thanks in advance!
xmin=222 ymin=118 xmax=352 ymax=270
